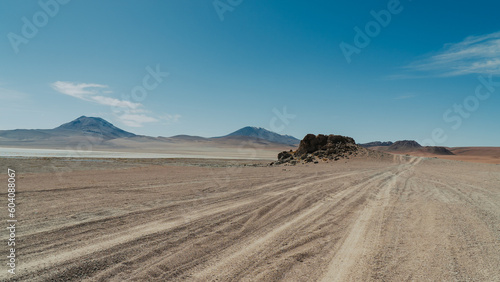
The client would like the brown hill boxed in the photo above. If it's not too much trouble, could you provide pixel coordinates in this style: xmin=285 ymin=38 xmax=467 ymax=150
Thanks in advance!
xmin=388 ymin=140 xmax=422 ymax=152
xmin=418 ymin=146 xmax=454 ymax=155
xmin=369 ymin=145 xmax=499 ymax=164
xmin=445 ymin=147 xmax=500 ymax=164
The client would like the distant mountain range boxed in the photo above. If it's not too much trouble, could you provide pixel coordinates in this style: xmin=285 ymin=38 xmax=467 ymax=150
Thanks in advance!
xmin=359 ymin=141 xmax=393 ymax=148
xmin=4 ymin=117 xmax=498 ymax=162
xmin=363 ymin=139 xmax=454 ymax=155
xmin=360 ymin=140 xmax=423 ymax=151
xmin=0 ymin=116 xmax=299 ymax=147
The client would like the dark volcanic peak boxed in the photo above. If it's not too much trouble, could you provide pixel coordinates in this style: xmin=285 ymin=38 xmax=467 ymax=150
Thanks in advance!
xmin=360 ymin=141 xmax=394 ymax=148
xmin=55 ymin=116 xmax=136 ymax=139
xmin=0 ymin=116 xmax=136 ymax=141
xmin=225 ymin=126 xmax=300 ymax=145
xmin=388 ymin=140 xmax=422 ymax=152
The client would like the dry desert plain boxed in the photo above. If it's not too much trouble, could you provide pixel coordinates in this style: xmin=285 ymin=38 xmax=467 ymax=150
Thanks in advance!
xmin=1 ymin=154 xmax=500 ymax=281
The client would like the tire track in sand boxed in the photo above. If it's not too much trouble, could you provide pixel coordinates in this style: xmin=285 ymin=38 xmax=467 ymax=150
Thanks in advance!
xmin=12 ymin=168 xmax=383 ymax=280
xmin=320 ymin=160 xmax=418 ymax=281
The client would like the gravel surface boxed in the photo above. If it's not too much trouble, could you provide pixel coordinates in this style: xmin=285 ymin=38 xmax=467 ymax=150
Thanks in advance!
xmin=1 ymin=155 xmax=499 ymax=281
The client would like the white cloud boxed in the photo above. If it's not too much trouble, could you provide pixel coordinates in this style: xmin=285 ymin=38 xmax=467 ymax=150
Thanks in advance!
xmin=160 ymin=114 xmax=181 ymax=124
xmin=51 ymin=81 xmax=143 ymax=109
xmin=405 ymin=31 xmax=500 ymax=77
xmin=117 ymin=114 xmax=158 ymax=127
xmin=90 ymin=96 xmax=141 ymax=109
xmin=51 ymin=81 xmax=179 ymax=128
xmin=51 ymin=81 xmax=109 ymax=98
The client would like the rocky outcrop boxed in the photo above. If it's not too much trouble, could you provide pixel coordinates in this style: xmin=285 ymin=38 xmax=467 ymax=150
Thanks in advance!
xmin=272 ymin=134 xmax=361 ymax=165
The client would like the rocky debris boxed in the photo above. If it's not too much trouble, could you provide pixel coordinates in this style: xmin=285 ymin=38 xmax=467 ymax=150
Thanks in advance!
xmin=277 ymin=150 xmax=293 ymax=161
xmin=271 ymin=134 xmax=362 ymax=165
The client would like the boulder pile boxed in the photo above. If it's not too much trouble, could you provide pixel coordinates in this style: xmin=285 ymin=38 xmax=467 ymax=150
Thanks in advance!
xmin=272 ymin=134 xmax=362 ymax=165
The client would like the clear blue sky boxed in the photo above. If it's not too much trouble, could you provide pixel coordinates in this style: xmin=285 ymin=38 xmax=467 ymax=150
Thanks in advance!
xmin=1 ymin=0 xmax=499 ymax=146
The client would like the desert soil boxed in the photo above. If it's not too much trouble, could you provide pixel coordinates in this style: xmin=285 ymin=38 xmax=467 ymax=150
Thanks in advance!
xmin=1 ymin=155 xmax=500 ymax=281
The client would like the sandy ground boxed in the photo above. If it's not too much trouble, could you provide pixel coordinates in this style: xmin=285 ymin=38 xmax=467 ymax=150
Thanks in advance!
xmin=1 ymin=155 xmax=500 ymax=281
xmin=369 ymin=146 xmax=500 ymax=164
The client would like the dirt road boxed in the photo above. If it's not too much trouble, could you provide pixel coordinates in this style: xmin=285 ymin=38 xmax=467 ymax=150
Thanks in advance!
xmin=2 ymin=156 xmax=500 ymax=281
